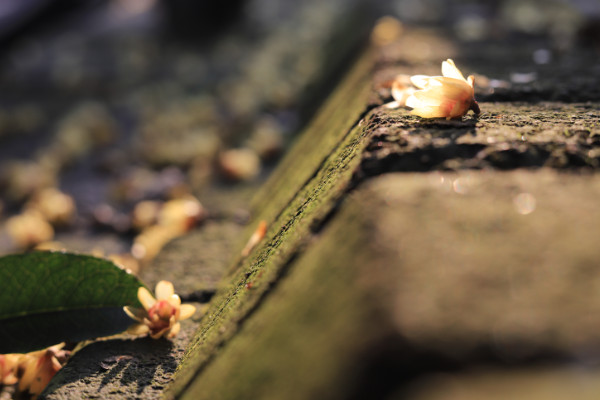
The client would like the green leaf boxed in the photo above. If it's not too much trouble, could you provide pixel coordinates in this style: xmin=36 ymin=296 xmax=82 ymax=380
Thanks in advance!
xmin=0 ymin=251 xmax=145 ymax=354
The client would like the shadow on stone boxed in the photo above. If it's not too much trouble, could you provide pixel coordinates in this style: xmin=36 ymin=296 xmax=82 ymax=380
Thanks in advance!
xmin=41 ymin=337 xmax=178 ymax=399
xmin=358 ymin=112 xmax=481 ymax=176
xmin=345 ymin=331 xmax=574 ymax=400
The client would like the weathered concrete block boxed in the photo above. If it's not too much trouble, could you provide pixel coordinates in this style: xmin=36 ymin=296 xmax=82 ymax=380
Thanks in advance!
xmin=177 ymin=171 xmax=600 ymax=399
xmin=168 ymin=26 xmax=600 ymax=399
xmin=167 ymin=49 xmax=377 ymax=397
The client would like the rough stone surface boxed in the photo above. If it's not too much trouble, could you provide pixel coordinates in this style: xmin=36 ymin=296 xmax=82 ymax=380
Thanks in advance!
xmin=42 ymin=324 xmax=197 ymax=400
xmin=165 ymin=25 xmax=600 ymax=400
xmin=360 ymin=103 xmax=600 ymax=176
xmin=168 ymin=48 xmax=376 ymax=397
xmin=140 ymin=221 xmax=244 ymax=295
xmin=361 ymin=172 xmax=600 ymax=358
xmin=176 ymin=171 xmax=600 ymax=400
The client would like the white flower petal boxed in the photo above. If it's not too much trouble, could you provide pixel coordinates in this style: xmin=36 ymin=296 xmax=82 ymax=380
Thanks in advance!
xmin=442 ymin=59 xmax=467 ymax=81
xmin=405 ymin=94 xmax=421 ymax=109
xmin=391 ymin=83 xmax=415 ymax=106
xmin=155 ymin=280 xmax=175 ymax=300
xmin=410 ymin=75 xmax=435 ymax=89
xmin=428 ymin=78 xmax=474 ymax=105
xmin=428 ymin=78 xmax=444 ymax=87
xmin=168 ymin=294 xmax=181 ymax=308
xmin=413 ymin=90 xmax=445 ymax=107
xmin=138 ymin=287 xmax=156 ymax=310
xmin=179 ymin=304 xmax=196 ymax=320
xmin=433 ymin=77 xmax=472 ymax=92
xmin=411 ymin=105 xmax=451 ymax=119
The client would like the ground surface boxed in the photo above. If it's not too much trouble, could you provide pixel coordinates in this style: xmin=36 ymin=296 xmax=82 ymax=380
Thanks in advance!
xmin=2 ymin=1 xmax=599 ymax=399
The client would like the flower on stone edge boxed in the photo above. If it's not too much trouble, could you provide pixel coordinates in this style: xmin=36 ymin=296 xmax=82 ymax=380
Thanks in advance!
xmin=124 ymin=280 xmax=196 ymax=339
xmin=389 ymin=59 xmax=480 ymax=120
xmin=18 ymin=344 xmax=70 ymax=398
xmin=0 ymin=354 xmax=19 ymax=386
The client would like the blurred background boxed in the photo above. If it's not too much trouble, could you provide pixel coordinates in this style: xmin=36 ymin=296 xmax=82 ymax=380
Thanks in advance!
xmin=0 ymin=0 xmax=598 ymax=260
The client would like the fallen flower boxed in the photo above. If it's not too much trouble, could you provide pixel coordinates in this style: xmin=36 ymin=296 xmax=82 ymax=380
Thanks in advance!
xmin=26 ymin=187 xmax=76 ymax=226
xmin=124 ymin=280 xmax=196 ymax=339
xmin=391 ymin=59 xmax=480 ymax=120
xmin=18 ymin=344 xmax=70 ymax=398
xmin=5 ymin=210 xmax=55 ymax=249
xmin=130 ymin=195 xmax=205 ymax=263
xmin=0 ymin=354 xmax=19 ymax=386
xmin=386 ymin=74 xmax=415 ymax=109
xmin=131 ymin=224 xmax=181 ymax=263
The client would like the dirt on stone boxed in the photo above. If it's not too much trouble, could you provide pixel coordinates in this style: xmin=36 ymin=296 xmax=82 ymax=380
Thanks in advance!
xmin=357 ymin=102 xmax=600 ymax=178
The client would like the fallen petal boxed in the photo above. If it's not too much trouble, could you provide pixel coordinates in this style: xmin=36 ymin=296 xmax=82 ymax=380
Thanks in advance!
xmin=241 ymin=220 xmax=268 ymax=257
xmin=442 ymin=59 xmax=467 ymax=81
xmin=410 ymin=75 xmax=431 ymax=89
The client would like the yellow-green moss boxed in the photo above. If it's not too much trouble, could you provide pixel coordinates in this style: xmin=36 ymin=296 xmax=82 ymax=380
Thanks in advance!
xmin=165 ymin=50 xmax=376 ymax=397
xmin=179 ymin=191 xmax=378 ymax=400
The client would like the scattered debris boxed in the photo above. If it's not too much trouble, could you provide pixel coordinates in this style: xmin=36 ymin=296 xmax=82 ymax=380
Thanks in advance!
xmin=241 ymin=220 xmax=268 ymax=257
xmin=219 ymin=148 xmax=261 ymax=182
xmin=5 ymin=211 xmax=55 ymax=249
xmin=25 ymin=188 xmax=76 ymax=227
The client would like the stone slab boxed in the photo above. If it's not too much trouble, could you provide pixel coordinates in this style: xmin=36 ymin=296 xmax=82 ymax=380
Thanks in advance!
xmin=180 ymin=170 xmax=600 ymax=399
